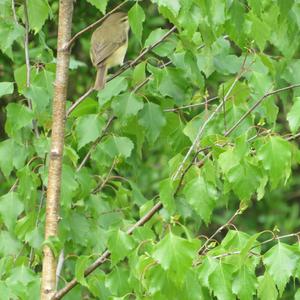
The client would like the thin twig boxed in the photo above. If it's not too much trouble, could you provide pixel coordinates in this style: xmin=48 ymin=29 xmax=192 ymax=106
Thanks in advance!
xmin=11 ymin=0 xmax=19 ymax=24
xmin=92 ymin=159 xmax=116 ymax=194
xmin=286 ymin=131 xmax=300 ymax=141
xmin=65 ymin=1 xmax=129 ymax=50
xmin=259 ymin=231 xmax=300 ymax=247
xmin=66 ymin=87 xmax=94 ymax=116
xmin=23 ymin=0 xmax=40 ymax=137
xmin=24 ymin=0 xmax=31 ymax=91
xmin=198 ymin=209 xmax=242 ymax=255
xmin=225 ymin=83 xmax=300 ymax=136
xmin=209 ymin=231 xmax=300 ymax=260
xmin=164 ymin=96 xmax=219 ymax=112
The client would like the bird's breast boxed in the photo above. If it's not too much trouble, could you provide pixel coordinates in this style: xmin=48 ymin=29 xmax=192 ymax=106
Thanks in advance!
xmin=106 ymin=41 xmax=128 ymax=68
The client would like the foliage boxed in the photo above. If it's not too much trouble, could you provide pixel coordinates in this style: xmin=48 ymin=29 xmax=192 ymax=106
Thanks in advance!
xmin=0 ymin=0 xmax=300 ymax=299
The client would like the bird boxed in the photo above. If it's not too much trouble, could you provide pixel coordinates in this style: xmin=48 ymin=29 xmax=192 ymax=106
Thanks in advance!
xmin=90 ymin=12 xmax=130 ymax=91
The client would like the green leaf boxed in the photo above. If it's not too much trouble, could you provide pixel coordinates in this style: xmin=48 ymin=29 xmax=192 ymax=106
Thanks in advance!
xmin=232 ymin=265 xmax=257 ymax=300
xmin=295 ymin=289 xmax=300 ymax=300
xmin=208 ymin=262 xmax=235 ymax=300
xmin=0 ymin=139 xmax=28 ymax=178
xmin=258 ymin=271 xmax=278 ymax=300
xmin=86 ymin=0 xmax=108 ymax=14
xmin=158 ymin=68 xmax=187 ymax=105
xmin=28 ymin=0 xmax=50 ymax=33
xmin=263 ymin=242 xmax=299 ymax=295
xmin=0 ymin=231 xmax=22 ymax=256
xmin=75 ymin=256 xmax=90 ymax=287
xmin=67 ymin=212 xmax=91 ymax=245
xmin=128 ymin=3 xmax=145 ymax=43
xmin=43 ymin=236 xmax=63 ymax=258
xmin=159 ymin=178 xmax=175 ymax=214
xmin=219 ymin=149 xmax=261 ymax=202
xmin=0 ymin=193 xmax=24 ymax=231
xmin=107 ymin=229 xmax=136 ymax=265
xmin=152 ymin=232 xmax=200 ymax=282
xmin=61 ymin=165 xmax=79 ymax=207
xmin=287 ymin=97 xmax=300 ymax=133
xmin=0 ymin=22 xmax=24 ymax=57
xmin=5 ymin=103 xmax=33 ymax=136
xmin=25 ymin=84 xmax=51 ymax=114
xmin=111 ymin=93 xmax=144 ymax=120
xmin=101 ymin=136 xmax=134 ymax=158
xmin=105 ymin=267 xmax=131 ymax=296
xmin=183 ymin=176 xmax=217 ymax=224
xmin=257 ymin=136 xmax=292 ymax=188
xmin=0 ymin=82 xmax=14 ymax=97
xmin=144 ymin=29 xmax=177 ymax=57
xmin=151 ymin=0 xmax=181 ymax=16
xmin=6 ymin=265 xmax=36 ymax=285
xmin=249 ymin=14 xmax=270 ymax=51
xmin=138 ymin=103 xmax=166 ymax=143
xmin=132 ymin=62 xmax=146 ymax=86
xmin=0 ymin=282 xmax=10 ymax=300
xmin=97 ymin=77 xmax=128 ymax=104
xmin=75 ymin=114 xmax=105 ymax=149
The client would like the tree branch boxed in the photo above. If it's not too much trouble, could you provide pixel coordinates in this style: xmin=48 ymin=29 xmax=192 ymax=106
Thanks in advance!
xmin=41 ymin=1 xmax=74 ymax=299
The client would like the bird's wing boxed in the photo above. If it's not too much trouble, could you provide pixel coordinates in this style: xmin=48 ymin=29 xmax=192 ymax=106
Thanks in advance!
xmin=90 ymin=29 xmax=126 ymax=67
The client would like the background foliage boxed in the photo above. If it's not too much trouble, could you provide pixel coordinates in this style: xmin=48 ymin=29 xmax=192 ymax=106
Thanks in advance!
xmin=0 ymin=0 xmax=300 ymax=299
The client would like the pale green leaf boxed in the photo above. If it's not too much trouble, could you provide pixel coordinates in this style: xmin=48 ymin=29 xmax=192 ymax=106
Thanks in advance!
xmin=0 ymin=82 xmax=14 ymax=97
xmin=0 ymin=231 xmax=22 ymax=256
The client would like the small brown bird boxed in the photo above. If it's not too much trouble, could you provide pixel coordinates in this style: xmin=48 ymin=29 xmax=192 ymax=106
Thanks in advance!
xmin=90 ymin=12 xmax=130 ymax=90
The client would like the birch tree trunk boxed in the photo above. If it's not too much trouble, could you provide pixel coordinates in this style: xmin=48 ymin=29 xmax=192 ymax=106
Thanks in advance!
xmin=40 ymin=1 xmax=73 ymax=299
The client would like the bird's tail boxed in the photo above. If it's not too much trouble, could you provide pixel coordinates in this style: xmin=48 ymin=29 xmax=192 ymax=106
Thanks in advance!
xmin=94 ymin=64 xmax=107 ymax=91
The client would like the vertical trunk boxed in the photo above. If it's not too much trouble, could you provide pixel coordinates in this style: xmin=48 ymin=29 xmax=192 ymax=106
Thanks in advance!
xmin=40 ymin=1 xmax=73 ymax=299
